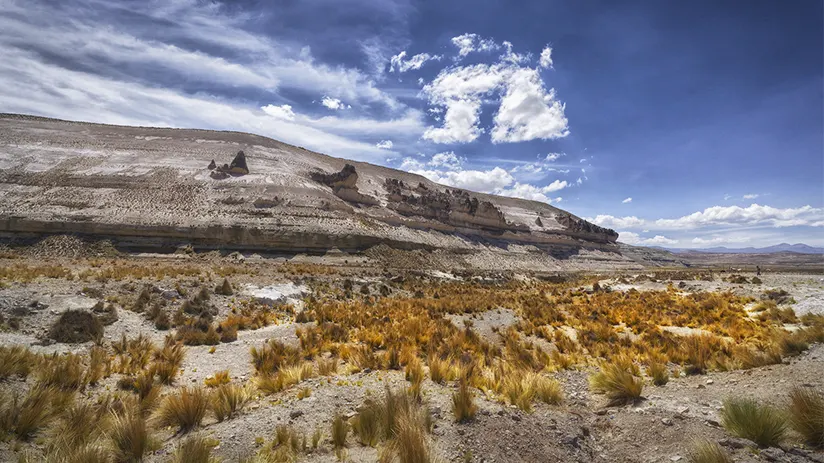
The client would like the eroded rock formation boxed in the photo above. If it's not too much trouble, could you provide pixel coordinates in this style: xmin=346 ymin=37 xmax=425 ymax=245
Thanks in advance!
xmin=311 ymin=164 xmax=378 ymax=206
xmin=229 ymin=151 xmax=249 ymax=175
xmin=556 ymin=212 xmax=618 ymax=242
xmin=384 ymin=178 xmax=526 ymax=232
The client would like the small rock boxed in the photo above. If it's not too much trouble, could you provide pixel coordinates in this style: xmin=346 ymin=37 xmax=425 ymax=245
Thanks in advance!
xmin=511 ymin=414 xmax=521 ymax=422
xmin=290 ymin=410 xmax=304 ymax=419
xmin=761 ymin=447 xmax=785 ymax=462
xmin=717 ymin=437 xmax=750 ymax=449
xmin=661 ymin=418 xmax=673 ymax=426
xmin=706 ymin=379 xmax=714 ymax=385
xmin=696 ymin=384 xmax=706 ymax=389
xmin=705 ymin=419 xmax=721 ymax=428
xmin=670 ymin=456 xmax=683 ymax=462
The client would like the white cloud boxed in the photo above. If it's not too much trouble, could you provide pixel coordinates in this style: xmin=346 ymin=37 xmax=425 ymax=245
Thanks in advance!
xmin=450 ymin=33 xmax=501 ymax=58
xmin=261 ymin=104 xmax=296 ymax=120
xmin=422 ymin=98 xmax=485 ymax=143
xmin=422 ymin=50 xmax=569 ymax=145
xmin=653 ymin=204 xmax=823 ymax=229
xmin=321 ymin=96 xmax=346 ymax=110
xmin=389 ymin=51 xmax=442 ymax=73
xmin=590 ymin=204 xmax=824 ymax=233
xmin=724 ymin=194 xmax=732 ymax=201
xmin=376 ymin=140 xmax=394 ymax=150
xmin=539 ymin=46 xmax=553 ymax=69
xmin=743 ymin=193 xmax=759 ymax=199
xmin=490 ymin=68 xmax=569 ymax=143
xmin=500 ymin=41 xmax=531 ymax=65
xmin=429 ymin=151 xmax=464 ymax=170
xmin=495 ymin=181 xmax=567 ymax=203
xmin=622 ymin=197 xmax=632 ymax=204
xmin=545 ymin=152 xmax=564 ymax=162
xmin=412 ymin=167 xmax=515 ymax=192
xmin=588 ymin=215 xmax=646 ymax=229
xmin=619 ymin=232 xmax=677 ymax=246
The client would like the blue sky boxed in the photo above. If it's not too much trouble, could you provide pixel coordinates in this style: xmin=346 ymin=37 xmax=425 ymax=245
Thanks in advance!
xmin=1 ymin=0 xmax=822 ymax=248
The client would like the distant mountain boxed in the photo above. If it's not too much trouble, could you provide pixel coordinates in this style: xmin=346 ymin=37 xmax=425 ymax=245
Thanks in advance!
xmin=660 ymin=243 xmax=824 ymax=255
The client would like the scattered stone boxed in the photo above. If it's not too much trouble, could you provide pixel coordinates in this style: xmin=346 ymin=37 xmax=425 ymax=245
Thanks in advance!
xmin=761 ymin=447 xmax=785 ymax=462
xmin=706 ymin=379 xmax=714 ymax=385
xmin=718 ymin=437 xmax=751 ymax=449
xmin=290 ymin=410 xmax=304 ymax=419
xmin=208 ymin=159 xmax=216 ymax=170
xmin=661 ymin=418 xmax=673 ymax=426
xmin=669 ymin=456 xmax=682 ymax=462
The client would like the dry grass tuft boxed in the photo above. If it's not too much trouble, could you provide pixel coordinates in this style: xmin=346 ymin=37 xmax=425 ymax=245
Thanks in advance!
xmin=204 ymin=370 xmax=231 ymax=388
xmin=170 ymin=434 xmax=220 ymax=463
xmin=647 ymin=361 xmax=669 ymax=386
xmin=153 ymin=387 xmax=209 ymax=434
xmin=720 ymin=397 xmax=787 ymax=447
xmin=318 ymin=357 xmax=338 ymax=376
xmin=589 ymin=362 xmax=643 ymax=406
xmin=687 ymin=439 xmax=732 ymax=463
xmin=331 ymin=414 xmax=349 ymax=449
xmin=1 ymin=386 xmax=64 ymax=440
xmin=110 ymin=411 xmax=157 ymax=462
xmin=451 ymin=380 xmax=477 ymax=423
xmin=788 ymin=387 xmax=824 ymax=449
xmin=0 ymin=346 xmax=36 ymax=380
xmin=211 ymin=383 xmax=250 ymax=422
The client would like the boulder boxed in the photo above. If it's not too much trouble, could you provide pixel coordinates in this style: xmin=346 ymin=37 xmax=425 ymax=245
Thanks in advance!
xmin=311 ymin=164 xmax=358 ymax=189
xmin=207 ymin=159 xmax=216 ymax=170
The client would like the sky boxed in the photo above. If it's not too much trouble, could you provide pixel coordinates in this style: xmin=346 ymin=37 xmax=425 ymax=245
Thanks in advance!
xmin=1 ymin=0 xmax=822 ymax=248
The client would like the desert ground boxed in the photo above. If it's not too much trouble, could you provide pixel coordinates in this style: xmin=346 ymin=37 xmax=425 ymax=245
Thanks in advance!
xmin=0 ymin=235 xmax=822 ymax=463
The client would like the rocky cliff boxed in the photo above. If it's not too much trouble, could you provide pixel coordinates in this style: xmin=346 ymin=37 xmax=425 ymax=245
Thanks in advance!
xmin=0 ymin=114 xmax=622 ymax=262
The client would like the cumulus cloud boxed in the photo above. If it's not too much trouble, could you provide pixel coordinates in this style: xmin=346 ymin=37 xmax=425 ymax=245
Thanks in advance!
xmin=261 ymin=104 xmax=296 ymax=120
xmin=622 ymin=197 xmax=632 ymax=204
xmin=389 ymin=51 xmax=441 ymax=73
xmin=321 ymin=96 xmax=346 ymax=110
xmin=589 ymin=215 xmax=646 ymax=229
xmin=619 ymin=232 xmax=678 ymax=246
xmin=743 ymin=193 xmax=759 ymax=199
xmin=422 ymin=43 xmax=569 ymax=145
xmin=413 ymin=167 xmax=515 ymax=192
xmin=545 ymin=153 xmax=564 ymax=162
xmin=490 ymin=68 xmax=569 ymax=143
xmin=495 ymin=181 xmax=567 ymax=203
xmin=376 ymin=140 xmax=393 ymax=150
xmin=539 ymin=46 xmax=553 ymax=69
xmin=399 ymin=152 xmax=568 ymax=202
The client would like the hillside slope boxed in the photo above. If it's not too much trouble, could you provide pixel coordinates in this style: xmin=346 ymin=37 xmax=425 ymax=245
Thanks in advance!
xmin=0 ymin=114 xmax=647 ymax=270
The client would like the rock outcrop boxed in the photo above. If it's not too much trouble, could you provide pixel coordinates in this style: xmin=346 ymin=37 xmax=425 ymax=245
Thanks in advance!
xmin=229 ymin=151 xmax=249 ymax=175
xmin=311 ymin=164 xmax=378 ymax=206
xmin=384 ymin=178 xmax=525 ymax=232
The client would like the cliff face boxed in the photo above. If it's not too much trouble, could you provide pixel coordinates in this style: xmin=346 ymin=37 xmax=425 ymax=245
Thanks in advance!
xmin=0 ymin=114 xmax=618 ymax=255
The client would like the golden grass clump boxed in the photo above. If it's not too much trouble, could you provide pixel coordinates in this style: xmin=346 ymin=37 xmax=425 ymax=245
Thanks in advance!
xmin=153 ymin=386 xmax=209 ymax=434
xmin=451 ymin=380 xmax=477 ymax=423
xmin=204 ymin=370 xmax=231 ymax=388
xmin=170 ymin=434 xmax=220 ymax=463
xmin=687 ymin=439 xmax=732 ymax=463
xmin=0 ymin=346 xmax=36 ymax=380
xmin=37 ymin=352 xmax=88 ymax=391
xmin=788 ymin=387 xmax=824 ymax=449
xmin=405 ymin=357 xmax=425 ymax=398
xmin=318 ymin=357 xmax=339 ymax=376
xmin=331 ymin=414 xmax=349 ymax=449
xmin=110 ymin=411 xmax=158 ymax=462
xmin=647 ymin=361 xmax=669 ymax=386
xmin=382 ymin=404 xmax=440 ymax=463
xmin=211 ymin=383 xmax=250 ymax=422
xmin=152 ymin=340 xmax=186 ymax=385
xmin=589 ymin=362 xmax=643 ymax=406
xmin=1 ymin=386 xmax=67 ymax=440
xmin=720 ymin=397 xmax=787 ymax=448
